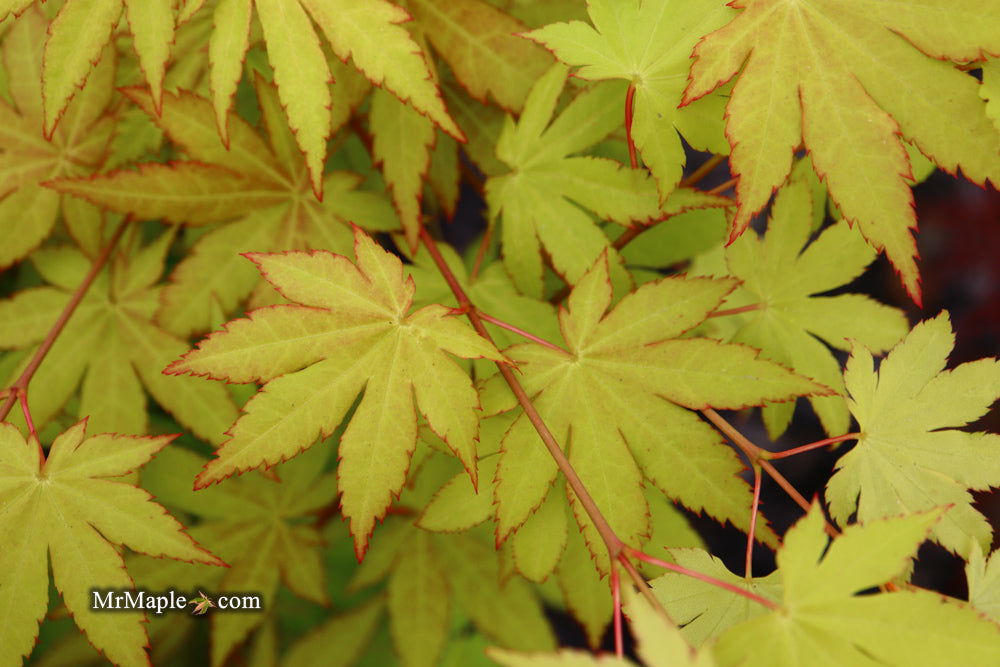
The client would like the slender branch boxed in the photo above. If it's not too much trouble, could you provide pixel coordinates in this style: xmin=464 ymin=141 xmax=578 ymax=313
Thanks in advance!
xmin=680 ymin=154 xmax=726 ymax=188
xmin=625 ymin=83 xmax=638 ymax=169
xmin=470 ymin=225 xmax=493 ymax=281
xmin=626 ymin=547 xmax=778 ymax=610
xmin=617 ymin=553 xmax=674 ymax=624
xmin=612 ymin=220 xmax=653 ymax=251
xmin=611 ymin=564 xmax=624 ymax=658
xmin=707 ymin=177 xmax=737 ymax=196
xmin=477 ymin=311 xmax=568 ymax=353
xmin=0 ymin=219 xmax=129 ymax=424
xmin=701 ymin=408 xmax=839 ymax=537
xmin=708 ymin=303 xmax=763 ymax=319
xmin=746 ymin=464 xmax=762 ymax=579
xmin=767 ymin=433 xmax=859 ymax=460
xmin=19 ymin=392 xmax=37 ymax=440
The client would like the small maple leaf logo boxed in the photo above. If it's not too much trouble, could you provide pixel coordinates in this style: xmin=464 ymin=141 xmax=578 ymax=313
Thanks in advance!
xmin=188 ymin=591 xmax=216 ymax=615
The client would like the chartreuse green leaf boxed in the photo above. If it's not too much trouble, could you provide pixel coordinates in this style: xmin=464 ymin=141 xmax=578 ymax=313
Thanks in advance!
xmin=0 ymin=8 xmax=115 ymax=268
xmin=0 ymin=235 xmax=238 ymax=443
xmin=40 ymin=0 xmax=176 ymax=136
xmin=406 ymin=0 xmax=551 ymax=112
xmin=711 ymin=505 xmax=1000 ymax=666
xmin=281 ymin=598 xmax=384 ymax=667
xmin=982 ymin=60 xmax=1000 ymax=134
xmin=528 ymin=0 xmax=733 ymax=201
xmin=0 ymin=421 xmax=223 ymax=666
xmin=138 ymin=440 xmax=338 ymax=666
xmin=486 ymin=64 xmax=661 ymax=298
xmin=827 ymin=312 xmax=1000 ymax=557
xmin=50 ymin=78 xmax=398 ymax=338
xmin=651 ymin=549 xmax=782 ymax=647
xmin=167 ymin=228 xmax=503 ymax=557
xmin=683 ymin=0 xmax=1000 ymax=303
xmin=487 ymin=255 xmax=826 ymax=572
xmin=967 ymin=547 xmax=1000 ymax=623
xmin=371 ymin=87 xmax=436 ymax=251
xmin=722 ymin=169 xmax=907 ymax=438
xmin=390 ymin=529 xmax=451 ymax=667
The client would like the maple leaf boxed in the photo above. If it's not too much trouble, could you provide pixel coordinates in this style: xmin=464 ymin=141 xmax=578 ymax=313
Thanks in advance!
xmin=0 ymin=234 xmax=238 ymax=443
xmin=166 ymin=228 xmax=504 ymax=557
xmin=1 ymin=0 xmax=175 ymax=136
xmin=710 ymin=505 xmax=1000 ymax=666
xmin=48 ymin=78 xmax=399 ymax=339
xmin=137 ymin=441 xmax=337 ymax=665
xmin=197 ymin=0 xmax=463 ymax=195
xmin=0 ymin=421 xmax=224 ymax=666
xmin=528 ymin=0 xmax=733 ymax=201
xmin=967 ymin=547 xmax=1000 ymax=624
xmin=0 ymin=8 xmax=116 ymax=268
xmin=486 ymin=64 xmax=662 ymax=298
xmin=484 ymin=253 xmax=829 ymax=571
xmin=682 ymin=0 xmax=1000 ymax=303
xmin=826 ymin=312 xmax=1000 ymax=558
xmin=720 ymin=170 xmax=907 ymax=438
xmin=405 ymin=0 xmax=552 ymax=112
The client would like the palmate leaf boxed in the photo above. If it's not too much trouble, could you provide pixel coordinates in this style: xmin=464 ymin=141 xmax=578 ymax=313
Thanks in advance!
xmin=484 ymin=254 xmax=828 ymax=572
xmin=827 ymin=312 xmax=1000 ymax=557
xmin=138 ymin=441 xmax=338 ymax=666
xmin=683 ymin=0 xmax=1000 ymax=303
xmin=167 ymin=228 xmax=503 ymax=557
xmin=528 ymin=0 xmax=733 ymax=202
xmin=0 ymin=8 xmax=116 ymax=268
xmin=0 ymin=421 xmax=223 ymax=666
xmin=719 ymin=169 xmax=907 ymax=438
xmin=486 ymin=64 xmax=662 ymax=298
xmin=710 ymin=506 xmax=1000 ymax=666
xmin=0 ymin=234 xmax=238 ymax=443
xmin=49 ymin=78 xmax=399 ymax=338
xmin=967 ymin=547 xmax=1000 ymax=624
xmin=198 ymin=0 xmax=464 ymax=195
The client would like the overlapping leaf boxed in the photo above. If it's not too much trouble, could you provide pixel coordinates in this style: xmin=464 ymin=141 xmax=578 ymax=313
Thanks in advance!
xmin=167 ymin=228 xmax=503 ymax=557
xmin=0 ymin=234 xmax=238 ymax=442
xmin=200 ymin=0 xmax=463 ymax=194
xmin=137 ymin=441 xmax=337 ymax=666
xmin=0 ymin=8 xmax=116 ymax=268
xmin=710 ymin=506 xmax=1000 ymax=666
xmin=967 ymin=547 xmax=1000 ymax=624
xmin=485 ymin=254 xmax=828 ymax=571
xmin=720 ymin=169 xmax=907 ymax=437
xmin=683 ymin=0 xmax=1000 ymax=302
xmin=827 ymin=312 xmax=1000 ymax=557
xmin=0 ymin=421 xmax=223 ymax=666
xmin=49 ymin=78 xmax=399 ymax=338
xmin=529 ymin=0 xmax=733 ymax=201
xmin=486 ymin=64 xmax=661 ymax=297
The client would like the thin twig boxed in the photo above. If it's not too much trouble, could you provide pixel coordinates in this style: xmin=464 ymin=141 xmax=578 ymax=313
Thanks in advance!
xmin=625 ymin=83 xmax=638 ymax=169
xmin=477 ymin=311 xmax=568 ymax=353
xmin=0 ymin=218 xmax=130 ymax=424
xmin=746 ymin=465 xmax=762 ymax=579
xmin=680 ymin=154 xmax=726 ymax=188
xmin=470 ymin=224 xmax=493 ymax=281
xmin=707 ymin=177 xmax=737 ymax=196
xmin=708 ymin=303 xmax=763 ymax=319
xmin=611 ymin=565 xmax=624 ymax=658
xmin=767 ymin=433 xmax=859 ymax=460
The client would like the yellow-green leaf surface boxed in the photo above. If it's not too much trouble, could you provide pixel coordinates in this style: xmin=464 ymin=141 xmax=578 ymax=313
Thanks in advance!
xmin=0 ymin=235 xmax=238 ymax=443
xmin=0 ymin=8 xmax=116 ymax=268
xmin=0 ymin=422 xmax=222 ymax=666
xmin=168 ymin=228 xmax=503 ymax=557
xmin=683 ymin=0 xmax=1000 ymax=303
xmin=139 ymin=441 xmax=337 ymax=666
xmin=486 ymin=65 xmax=661 ymax=298
xmin=281 ymin=598 xmax=383 ymax=667
xmin=827 ymin=313 xmax=1000 ymax=557
xmin=967 ymin=547 xmax=1000 ymax=624
xmin=529 ymin=0 xmax=733 ymax=201
xmin=651 ymin=548 xmax=782 ymax=647
xmin=488 ymin=255 xmax=826 ymax=571
xmin=305 ymin=0 xmax=461 ymax=137
xmin=389 ymin=529 xmax=450 ymax=667
xmin=42 ymin=0 xmax=178 ymax=135
xmin=371 ymin=86 xmax=436 ymax=251
xmin=712 ymin=505 xmax=1000 ymax=666
xmin=49 ymin=79 xmax=399 ymax=338
xmin=406 ymin=0 xmax=552 ymax=112
xmin=721 ymin=171 xmax=907 ymax=437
